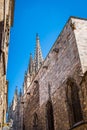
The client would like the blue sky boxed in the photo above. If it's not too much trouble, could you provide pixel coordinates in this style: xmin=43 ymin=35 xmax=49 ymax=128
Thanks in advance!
xmin=7 ymin=0 xmax=87 ymax=104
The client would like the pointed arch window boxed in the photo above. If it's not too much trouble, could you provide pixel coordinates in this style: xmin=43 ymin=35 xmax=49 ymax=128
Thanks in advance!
xmin=23 ymin=124 xmax=25 ymax=130
xmin=46 ymin=100 xmax=54 ymax=130
xmin=33 ymin=112 xmax=38 ymax=130
xmin=66 ymin=78 xmax=83 ymax=127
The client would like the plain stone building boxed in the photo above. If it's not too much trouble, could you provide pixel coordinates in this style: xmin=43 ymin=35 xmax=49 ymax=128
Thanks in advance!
xmin=9 ymin=16 xmax=87 ymax=130
xmin=0 ymin=0 xmax=14 ymax=129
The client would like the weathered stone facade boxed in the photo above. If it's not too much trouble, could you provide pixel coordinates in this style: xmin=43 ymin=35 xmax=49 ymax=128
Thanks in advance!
xmin=0 ymin=0 xmax=14 ymax=129
xmin=9 ymin=16 xmax=87 ymax=130
xmin=8 ymin=88 xmax=23 ymax=130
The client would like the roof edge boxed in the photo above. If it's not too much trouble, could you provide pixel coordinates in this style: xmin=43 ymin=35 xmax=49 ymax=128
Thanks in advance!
xmin=69 ymin=16 xmax=87 ymax=21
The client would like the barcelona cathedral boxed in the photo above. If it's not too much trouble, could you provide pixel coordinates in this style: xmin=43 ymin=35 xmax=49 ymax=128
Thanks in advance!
xmin=0 ymin=1 xmax=87 ymax=130
xmin=8 ymin=16 xmax=87 ymax=130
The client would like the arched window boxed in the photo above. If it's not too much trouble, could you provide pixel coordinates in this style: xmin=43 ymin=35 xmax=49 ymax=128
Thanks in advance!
xmin=66 ymin=78 xmax=83 ymax=126
xmin=46 ymin=100 xmax=54 ymax=130
xmin=33 ymin=112 xmax=38 ymax=130
xmin=23 ymin=123 xmax=25 ymax=130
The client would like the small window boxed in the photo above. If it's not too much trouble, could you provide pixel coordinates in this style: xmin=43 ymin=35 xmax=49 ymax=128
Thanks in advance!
xmin=33 ymin=112 xmax=38 ymax=130
xmin=23 ymin=124 xmax=25 ymax=130
xmin=46 ymin=100 xmax=55 ymax=130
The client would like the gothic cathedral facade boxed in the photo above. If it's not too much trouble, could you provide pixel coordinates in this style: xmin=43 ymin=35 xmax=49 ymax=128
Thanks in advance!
xmin=9 ymin=17 xmax=87 ymax=130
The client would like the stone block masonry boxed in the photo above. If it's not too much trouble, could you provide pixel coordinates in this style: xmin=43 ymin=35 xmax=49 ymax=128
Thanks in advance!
xmin=9 ymin=16 xmax=87 ymax=130
xmin=23 ymin=17 xmax=87 ymax=130
xmin=0 ymin=0 xmax=14 ymax=129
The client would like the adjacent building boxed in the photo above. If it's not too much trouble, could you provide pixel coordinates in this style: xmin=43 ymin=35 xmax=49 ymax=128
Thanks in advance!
xmin=0 ymin=0 xmax=14 ymax=129
xmin=9 ymin=16 xmax=87 ymax=130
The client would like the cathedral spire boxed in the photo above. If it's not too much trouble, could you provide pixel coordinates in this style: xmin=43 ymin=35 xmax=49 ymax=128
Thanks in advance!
xmin=34 ymin=33 xmax=43 ymax=72
xmin=19 ymin=88 xmax=22 ymax=98
xmin=13 ymin=86 xmax=18 ymax=110
xmin=15 ymin=86 xmax=18 ymax=96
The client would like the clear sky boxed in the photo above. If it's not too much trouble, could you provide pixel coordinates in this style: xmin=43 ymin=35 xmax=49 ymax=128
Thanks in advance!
xmin=7 ymin=0 xmax=87 ymax=104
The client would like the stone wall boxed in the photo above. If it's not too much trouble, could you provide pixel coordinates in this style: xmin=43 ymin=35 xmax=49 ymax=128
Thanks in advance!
xmin=23 ymin=82 xmax=40 ymax=130
xmin=0 ymin=0 xmax=4 ymax=21
xmin=0 ymin=0 xmax=14 ymax=129
xmin=73 ymin=18 xmax=87 ymax=73
xmin=23 ymin=17 xmax=87 ymax=130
